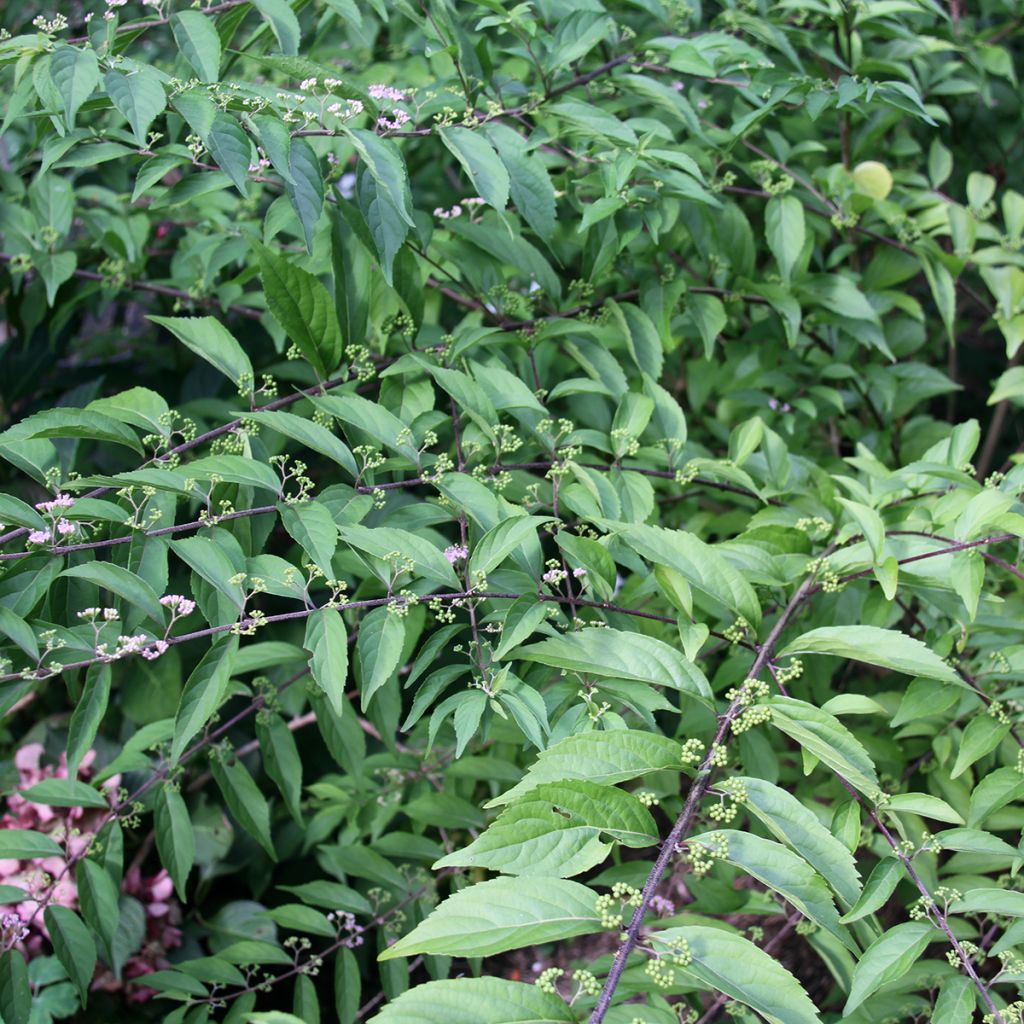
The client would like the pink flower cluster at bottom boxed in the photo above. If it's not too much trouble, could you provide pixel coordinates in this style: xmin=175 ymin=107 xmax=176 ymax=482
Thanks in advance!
xmin=0 ymin=744 xmax=182 ymax=1001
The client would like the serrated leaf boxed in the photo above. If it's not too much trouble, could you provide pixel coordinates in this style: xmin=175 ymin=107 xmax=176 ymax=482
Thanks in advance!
xmin=304 ymin=609 xmax=349 ymax=717
xmin=779 ymin=626 xmax=960 ymax=684
xmin=651 ymin=926 xmax=822 ymax=1024
xmin=148 ymin=315 xmax=253 ymax=388
xmin=486 ymin=124 xmax=556 ymax=242
xmin=765 ymin=195 xmax=805 ymax=283
xmin=0 ymin=830 xmax=64 ymax=860
xmin=253 ymin=0 xmax=301 ymax=54
xmin=367 ymin=978 xmax=573 ymax=1024
xmin=886 ymin=792 xmax=964 ymax=824
xmin=843 ymin=921 xmax=937 ymax=1014
xmin=44 ymin=907 xmax=96 ymax=1005
xmin=286 ymin=137 xmax=324 ymax=253
xmin=339 ymin=524 xmax=460 ymax=589
xmin=493 ymin=595 xmax=548 ymax=661
xmin=469 ymin=515 xmax=549 ymax=577
xmin=0 ymin=407 xmax=142 ymax=454
xmin=379 ymin=877 xmax=599 ymax=960
xmin=439 ymin=127 xmax=510 ymax=212
xmin=50 ymin=45 xmax=99 ymax=129
xmin=619 ymin=524 xmax=761 ymax=628
xmin=155 ymin=785 xmax=195 ymax=901
xmin=21 ymin=778 xmax=109 ymax=809
xmin=692 ymin=829 xmax=854 ymax=952
xmin=66 ymin=663 xmax=110 ymax=779
xmin=245 ymin=411 xmax=357 ymax=476
xmin=104 ymin=67 xmax=166 ymax=147
xmin=257 ymin=712 xmax=303 ymax=825
xmin=61 ymin=562 xmax=163 ymax=622
xmin=0 ymin=950 xmax=30 ymax=1024
xmin=435 ymin=780 xmax=657 ymax=877
xmin=77 ymin=858 xmax=120 ymax=964
xmin=172 ymin=11 xmax=222 ymax=83
xmin=487 ymin=730 xmax=682 ymax=807
xmin=172 ymin=637 xmax=238 ymax=763
xmin=210 ymin=755 xmax=276 ymax=860
xmin=932 ymin=976 xmax=975 ymax=1024
xmin=839 ymin=856 xmax=901 ymax=924
xmin=280 ymin=501 xmax=338 ymax=578
xmin=207 ymin=112 xmax=252 ymax=196
xmin=767 ymin=696 xmax=881 ymax=799
xmin=255 ymin=244 xmax=344 ymax=377
xmin=357 ymin=604 xmax=405 ymax=710
xmin=515 ymin=627 xmax=712 ymax=703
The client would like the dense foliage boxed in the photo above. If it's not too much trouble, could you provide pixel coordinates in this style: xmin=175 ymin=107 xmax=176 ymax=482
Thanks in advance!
xmin=2 ymin=0 xmax=1024 ymax=1021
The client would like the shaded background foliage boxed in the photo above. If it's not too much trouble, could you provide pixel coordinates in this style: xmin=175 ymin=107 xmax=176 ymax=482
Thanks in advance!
xmin=1 ymin=1 xmax=1024 ymax=1023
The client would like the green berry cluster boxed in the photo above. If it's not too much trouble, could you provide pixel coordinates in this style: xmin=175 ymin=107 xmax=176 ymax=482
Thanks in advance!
xmin=596 ymin=883 xmax=643 ymax=929
xmin=683 ymin=831 xmax=729 ymax=876
xmin=680 ymin=738 xmax=705 ymax=765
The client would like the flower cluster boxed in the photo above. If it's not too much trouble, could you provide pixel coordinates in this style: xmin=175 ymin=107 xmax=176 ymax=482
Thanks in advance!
xmin=444 ymin=544 xmax=469 ymax=565
xmin=0 ymin=743 xmax=183 ymax=992
xmin=28 ymin=492 xmax=77 ymax=546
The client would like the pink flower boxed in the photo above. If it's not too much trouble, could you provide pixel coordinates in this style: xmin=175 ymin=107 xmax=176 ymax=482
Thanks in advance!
xmin=368 ymin=84 xmax=406 ymax=102
xmin=444 ymin=544 xmax=469 ymax=565
xmin=27 ymin=529 xmax=51 ymax=545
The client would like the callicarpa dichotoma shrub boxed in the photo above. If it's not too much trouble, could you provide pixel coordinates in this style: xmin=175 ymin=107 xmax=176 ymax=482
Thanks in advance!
xmin=2 ymin=0 xmax=1024 ymax=1022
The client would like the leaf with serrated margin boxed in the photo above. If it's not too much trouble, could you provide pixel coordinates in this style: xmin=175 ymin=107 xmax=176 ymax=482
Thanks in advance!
xmin=843 ymin=921 xmax=937 ymax=1015
xmin=171 ymin=636 xmax=238 ymax=763
xmin=368 ymin=978 xmax=573 ymax=1024
xmin=379 ymin=877 xmax=600 ymax=960
xmin=171 ymin=11 xmax=221 ymax=82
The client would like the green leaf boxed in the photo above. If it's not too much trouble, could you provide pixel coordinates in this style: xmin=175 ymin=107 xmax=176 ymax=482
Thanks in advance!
xmin=843 ymin=921 xmax=937 ymax=1015
xmin=104 ymin=67 xmax=166 ymax=147
xmin=493 ymin=595 xmax=548 ymax=661
xmin=257 ymin=712 xmax=304 ymax=825
xmin=486 ymin=124 xmax=556 ymax=242
xmin=286 ymin=138 xmax=324 ymax=253
xmin=44 ymin=907 xmax=96 ymax=1005
xmin=280 ymin=501 xmax=338 ymax=578
xmin=619 ymin=524 xmax=761 ymax=628
xmin=885 ymin=792 xmax=964 ymax=824
xmin=335 ymin=946 xmax=361 ymax=1024
xmin=767 ymin=696 xmax=881 ymax=799
xmin=356 ymin=169 xmax=408 ymax=285
xmin=778 ymin=626 xmax=961 ymax=684
xmin=738 ymin=776 xmax=862 ymax=907
xmin=468 ymin=515 xmax=549 ymax=577
xmin=148 ymin=315 xmax=253 ymax=388
xmin=691 ymin=829 xmax=854 ymax=952
xmin=379 ymin=877 xmax=600 ymax=960
xmin=439 ymin=127 xmax=510 ymax=212
xmin=515 ymin=627 xmax=712 ymax=703
xmin=0 ymin=950 xmax=30 ymax=1024
xmin=368 ymin=978 xmax=573 ymax=1024
xmin=345 ymin=129 xmax=415 ymax=227
xmin=0 ymin=407 xmax=142 ymax=454
xmin=211 ymin=755 xmax=277 ymax=860
xmin=77 ymin=858 xmax=120 ymax=964
xmin=357 ymin=605 xmax=405 ymax=709
xmin=950 ymin=887 xmax=1024 ymax=917
xmin=253 ymin=0 xmax=302 ymax=54
xmin=155 ymin=786 xmax=195 ymax=901
xmin=50 ymin=45 xmax=99 ymax=129
xmin=435 ymin=780 xmax=657 ymax=877
xmin=651 ymin=926 xmax=821 ymax=1024
xmin=968 ymin=766 xmax=1024 ymax=826
xmin=765 ymin=195 xmax=805 ymax=283
xmin=61 ymin=562 xmax=164 ymax=622
xmin=839 ymin=856 xmax=901 ymax=924
xmin=304 ymin=609 xmax=349 ymax=718
xmin=255 ymin=244 xmax=344 ymax=377
xmin=21 ymin=778 xmax=109 ymax=809
xmin=0 ymin=830 xmax=64 ymax=860
xmin=339 ymin=524 xmax=461 ymax=589
xmin=932 ymin=977 xmax=975 ymax=1024
xmin=245 ymin=411 xmax=357 ymax=476
xmin=330 ymin=203 xmax=371 ymax=351
xmin=688 ymin=292 xmax=728 ymax=359
xmin=487 ymin=730 xmax=682 ymax=807
xmin=172 ymin=11 xmax=222 ymax=82
xmin=66 ymin=663 xmax=111 ymax=779
xmin=33 ymin=250 xmax=77 ymax=306
xmin=990 ymin=365 xmax=1024 ymax=405
xmin=207 ymin=112 xmax=252 ymax=196
xmin=951 ymin=714 xmax=1011 ymax=778
xmin=172 ymin=636 xmax=239 ymax=763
